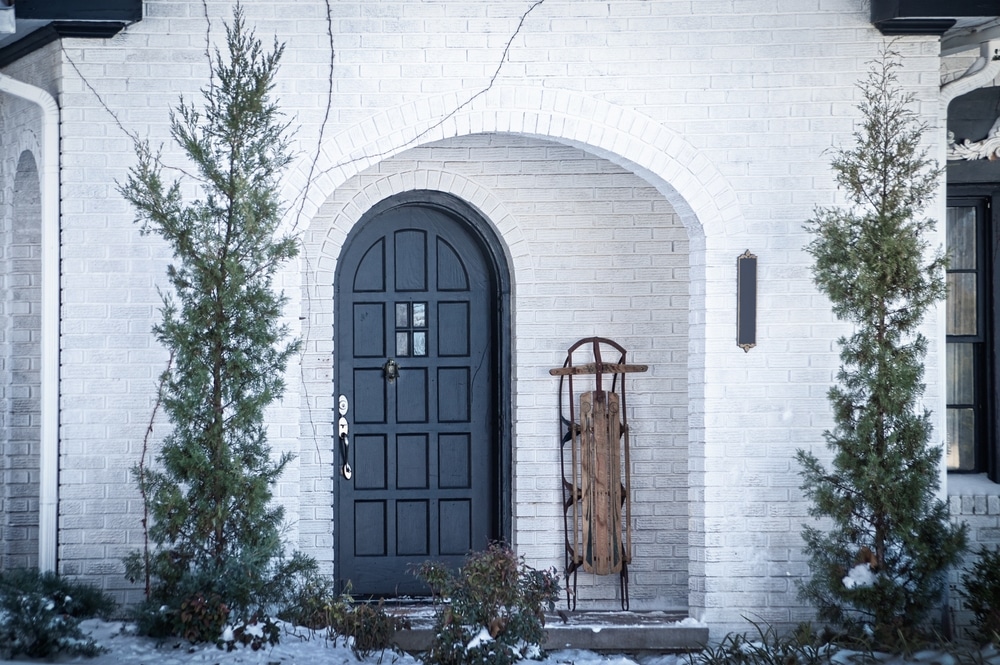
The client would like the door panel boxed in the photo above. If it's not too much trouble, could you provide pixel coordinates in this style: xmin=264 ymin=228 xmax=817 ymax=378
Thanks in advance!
xmin=335 ymin=203 xmax=497 ymax=595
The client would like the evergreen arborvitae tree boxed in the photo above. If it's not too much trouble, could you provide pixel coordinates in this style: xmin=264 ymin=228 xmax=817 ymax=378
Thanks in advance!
xmin=119 ymin=8 xmax=313 ymax=632
xmin=797 ymin=47 xmax=967 ymax=644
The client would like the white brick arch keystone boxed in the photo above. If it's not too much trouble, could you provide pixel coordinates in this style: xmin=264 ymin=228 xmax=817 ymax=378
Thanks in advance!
xmin=281 ymin=85 xmax=745 ymax=245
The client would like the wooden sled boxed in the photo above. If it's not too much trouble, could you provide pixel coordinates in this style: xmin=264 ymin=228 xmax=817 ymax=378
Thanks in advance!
xmin=550 ymin=337 xmax=646 ymax=610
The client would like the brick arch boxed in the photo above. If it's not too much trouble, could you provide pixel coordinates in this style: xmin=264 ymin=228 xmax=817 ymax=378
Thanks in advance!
xmin=282 ymin=85 xmax=744 ymax=243
xmin=313 ymin=170 xmax=529 ymax=285
xmin=291 ymin=89 xmax=733 ymax=617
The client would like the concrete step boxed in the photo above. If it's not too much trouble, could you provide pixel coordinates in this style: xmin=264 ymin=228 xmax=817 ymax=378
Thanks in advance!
xmin=390 ymin=610 xmax=708 ymax=654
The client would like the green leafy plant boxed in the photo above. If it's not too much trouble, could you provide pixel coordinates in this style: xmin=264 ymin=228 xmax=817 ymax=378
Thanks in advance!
xmin=797 ymin=44 xmax=967 ymax=646
xmin=415 ymin=542 xmax=560 ymax=665
xmin=0 ymin=569 xmax=116 ymax=659
xmin=118 ymin=5 xmax=315 ymax=641
xmin=960 ymin=545 xmax=1000 ymax=644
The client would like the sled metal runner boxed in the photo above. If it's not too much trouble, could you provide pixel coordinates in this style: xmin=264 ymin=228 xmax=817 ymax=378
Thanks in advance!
xmin=550 ymin=337 xmax=647 ymax=611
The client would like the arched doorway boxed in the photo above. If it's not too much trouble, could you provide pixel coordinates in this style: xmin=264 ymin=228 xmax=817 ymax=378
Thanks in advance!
xmin=333 ymin=191 xmax=511 ymax=595
xmin=3 ymin=150 xmax=42 ymax=570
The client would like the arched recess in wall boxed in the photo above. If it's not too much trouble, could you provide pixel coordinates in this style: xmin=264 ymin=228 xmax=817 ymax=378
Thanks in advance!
xmin=3 ymin=150 xmax=42 ymax=569
xmin=285 ymin=86 xmax=747 ymax=611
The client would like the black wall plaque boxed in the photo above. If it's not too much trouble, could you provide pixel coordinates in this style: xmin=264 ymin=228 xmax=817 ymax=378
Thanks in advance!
xmin=737 ymin=250 xmax=757 ymax=352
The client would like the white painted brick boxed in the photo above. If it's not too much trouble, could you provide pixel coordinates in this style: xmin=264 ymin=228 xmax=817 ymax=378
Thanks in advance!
xmin=0 ymin=0 xmax=968 ymax=636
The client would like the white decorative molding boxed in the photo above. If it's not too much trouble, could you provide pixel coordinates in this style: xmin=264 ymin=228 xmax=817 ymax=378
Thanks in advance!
xmin=948 ymin=116 xmax=1000 ymax=161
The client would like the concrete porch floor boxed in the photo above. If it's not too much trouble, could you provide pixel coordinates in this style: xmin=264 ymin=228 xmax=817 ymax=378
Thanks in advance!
xmin=391 ymin=609 xmax=709 ymax=654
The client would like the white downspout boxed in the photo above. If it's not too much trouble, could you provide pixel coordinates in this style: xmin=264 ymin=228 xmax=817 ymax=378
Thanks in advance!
xmin=0 ymin=73 xmax=59 ymax=572
xmin=941 ymin=39 xmax=1000 ymax=106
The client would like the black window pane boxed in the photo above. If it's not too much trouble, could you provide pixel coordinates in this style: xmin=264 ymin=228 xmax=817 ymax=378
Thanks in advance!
xmin=947 ymin=273 xmax=977 ymax=336
xmin=947 ymin=343 xmax=975 ymax=405
xmin=947 ymin=206 xmax=977 ymax=270
xmin=947 ymin=408 xmax=976 ymax=471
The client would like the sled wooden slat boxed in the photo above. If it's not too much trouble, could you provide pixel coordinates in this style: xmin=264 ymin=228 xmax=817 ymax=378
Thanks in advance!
xmin=580 ymin=390 xmax=623 ymax=575
xmin=549 ymin=363 xmax=648 ymax=377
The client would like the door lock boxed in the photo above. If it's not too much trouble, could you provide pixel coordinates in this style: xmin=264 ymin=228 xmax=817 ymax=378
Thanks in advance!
xmin=337 ymin=395 xmax=352 ymax=480
xmin=383 ymin=358 xmax=400 ymax=383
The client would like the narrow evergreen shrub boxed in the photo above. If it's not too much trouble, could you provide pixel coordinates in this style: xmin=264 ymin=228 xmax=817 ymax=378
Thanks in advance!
xmin=0 ymin=569 xmax=116 ymax=659
xmin=797 ymin=45 xmax=967 ymax=645
xmin=118 ymin=6 xmax=315 ymax=641
xmin=415 ymin=542 xmax=560 ymax=665
xmin=960 ymin=545 xmax=1000 ymax=644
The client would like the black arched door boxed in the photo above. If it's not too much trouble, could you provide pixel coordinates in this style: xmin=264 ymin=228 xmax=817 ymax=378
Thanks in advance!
xmin=334 ymin=198 xmax=501 ymax=595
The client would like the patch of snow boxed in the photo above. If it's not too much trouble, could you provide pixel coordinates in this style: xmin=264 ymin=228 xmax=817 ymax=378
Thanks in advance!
xmin=7 ymin=619 xmax=1000 ymax=665
xmin=465 ymin=625 xmax=493 ymax=651
xmin=673 ymin=618 xmax=706 ymax=627
xmin=548 ymin=649 xmax=640 ymax=665
xmin=243 ymin=620 xmax=265 ymax=638
xmin=523 ymin=642 xmax=542 ymax=659
xmin=842 ymin=563 xmax=876 ymax=589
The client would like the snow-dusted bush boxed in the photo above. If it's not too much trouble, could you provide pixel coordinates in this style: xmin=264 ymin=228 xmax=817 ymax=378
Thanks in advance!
xmin=332 ymin=598 xmax=406 ymax=659
xmin=0 ymin=569 xmax=115 ymax=659
xmin=415 ymin=542 xmax=560 ymax=665
xmin=279 ymin=575 xmax=405 ymax=659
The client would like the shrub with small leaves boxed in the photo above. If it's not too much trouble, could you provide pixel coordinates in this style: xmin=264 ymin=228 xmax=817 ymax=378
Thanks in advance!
xmin=0 ymin=569 xmax=116 ymax=659
xmin=333 ymin=599 xmax=408 ymax=660
xmin=960 ymin=545 xmax=1000 ymax=644
xmin=277 ymin=576 xmax=405 ymax=659
xmin=176 ymin=592 xmax=230 ymax=644
xmin=277 ymin=570 xmax=342 ymax=630
xmin=415 ymin=542 xmax=560 ymax=665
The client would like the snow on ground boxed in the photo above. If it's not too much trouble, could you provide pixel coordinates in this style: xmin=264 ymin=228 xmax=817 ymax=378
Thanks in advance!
xmin=6 ymin=619 xmax=997 ymax=665
xmin=0 ymin=620 xmax=690 ymax=665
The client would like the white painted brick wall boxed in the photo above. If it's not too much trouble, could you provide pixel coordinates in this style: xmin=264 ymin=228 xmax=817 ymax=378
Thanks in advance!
xmin=0 ymin=0 xmax=968 ymax=636
xmin=949 ymin=479 xmax=1000 ymax=636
